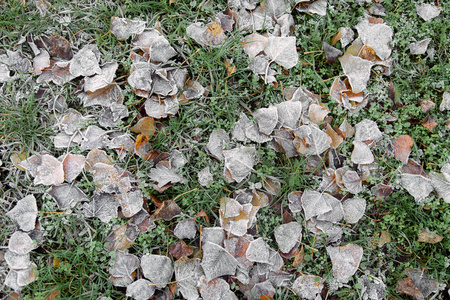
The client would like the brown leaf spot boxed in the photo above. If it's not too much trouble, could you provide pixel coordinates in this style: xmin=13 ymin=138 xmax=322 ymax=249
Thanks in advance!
xmin=421 ymin=115 xmax=438 ymax=131
xmin=396 ymin=277 xmax=424 ymax=300
xmin=131 ymin=117 xmax=156 ymax=137
xmin=418 ymin=230 xmax=443 ymax=244
xmin=48 ymin=34 xmax=73 ymax=60
xmin=135 ymin=133 xmax=150 ymax=151
xmin=169 ymin=240 xmax=193 ymax=259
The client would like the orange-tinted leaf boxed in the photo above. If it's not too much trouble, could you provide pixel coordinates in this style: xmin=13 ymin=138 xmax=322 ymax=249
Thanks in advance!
xmin=293 ymin=246 xmax=305 ymax=269
xmin=359 ymin=45 xmax=377 ymax=61
xmin=131 ymin=117 xmax=156 ymax=137
xmin=331 ymin=30 xmax=342 ymax=46
xmin=11 ymin=150 xmax=27 ymax=171
xmin=169 ymin=240 xmax=193 ymax=259
xmin=44 ymin=290 xmax=60 ymax=300
xmin=135 ymin=133 xmax=150 ymax=151
xmin=143 ymin=150 xmax=170 ymax=165
xmin=151 ymin=200 xmax=182 ymax=221
xmin=392 ymin=135 xmax=413 ymax=164
xmin=421 ymin=115 xmax=438 ymax=131
xmin=418 ymin=229 xmax=443 ymax=244
xmin=224 ymin=59 xmax=236 ymax=77
xmin=368 ymin=16 xmax=384 ymax=24
xmin=204 ymin=21 xmax=226 ymax=46
xmin=326 ymin=124 xmax=344 ymax=148
xmin=196 ymin=210 xmax=210 ymax=226
xmin=104 ymin=224 xmax=138 ymax=251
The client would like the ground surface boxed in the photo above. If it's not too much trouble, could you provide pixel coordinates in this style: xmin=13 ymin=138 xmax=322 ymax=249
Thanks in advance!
xmin=0 ymin=0 xmax=449 ymax=299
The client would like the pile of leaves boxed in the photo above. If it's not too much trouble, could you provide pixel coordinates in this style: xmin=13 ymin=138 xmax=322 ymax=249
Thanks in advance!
xmin=1 ymin=0 xmax=449 ymax=299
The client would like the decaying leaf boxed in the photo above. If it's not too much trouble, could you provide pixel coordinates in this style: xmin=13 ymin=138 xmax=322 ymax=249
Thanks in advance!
xmin=294 ymin=124 xmax=331 ymax=156
xmin=69 ymin=44 xmax=101 ymax=77
xmin=355 ymin=18 xmax=393 ymax=60
xmin=359 ymin=275 xmax=387 ymax=300
xmin=111 ymin=17 xmax=146 ymax=40
xmin=6 ymin=195 xmax=37 ymax=232
xmin=60 ymin=153 xmax=85 ymax=182
xmin=169 ymin=240 xmax=194 ymax=259
xmin=342 ymin=170 xmax=362 ymax=194
xmin=109 ymin=251 xmax=139 ymax=287
xmin=274 ymin=222 xmax=302 ymax=254
xmin=396 ymin=268 xmax=442 ymax=300
xmin=332 ymin=27 xmax=354 ymax=48
xmin=288 ymin=191 xmax=302 ymax=215
xmin=198 ymin=275 xmax=238 ymax=300
xmin=81 ymin=193 xmax=119 ymax=223
xmin=410 ymin=38 xmax=432 ymax=55
xmin=296 ymin=0 xmax=328 ymax=16
xmin=201 ymin=227 xmax=225 ymax=247
xmin=5 ymin=250 xmax=31 ymax=270
xmin=144 ymin=96 xmax=179 ymax=119
xmin=47 ymin=34 xmax=73 ymax=60
xmin=440 ymin=91 xmax=450 ymax=111
xmin=430 ymin=171 xmax=450 ymax=203
xmin=392 ymin=135 xmax=414 ymax=164
xmin=416 ymin=3 xmax=441 ymax=21
xmin=129 ymin=209 xmax=155 ymax=233
xmin=264 ymin=36 xmax=298 ymax=69
xmin=5 ymin=263 xmax=38 ymax=292
xmin=322 ymin=41 xmax=343 ymax=64
xmin=342 ymin=197 xmax=366 ymax=224
xmin=418 ymin=229 xmax=443 ymax=244
xmin=327 ymin=243 xmax=363 ymax=283
xmin=264 ymin=0 xmax=288 ymax=18
xmin=105 ymin=224 xmax=138 ymax=251
xmin=252 ymin=105 xmax=278 ymax=135
xmin=198 ymin=166 xmax=214 ymax=187
xmin=241 ymin=33 xmax=268 ymax=57
xmin=47 ymin=184 xmax=88 ymax=210
xmin=84 ymin=62 xmax=118 ymax=93
xmin=186 ymin=21 xmax=226 ymax=48
xmin=351 ymin=141 xmax=374 ymax=165
xmin=20 ymin=154 xmax=65 ymax=186
xmin=141 ymin=254 xmax=174 ymax=289
xmin=174 ymin=257 xmax=204 ymax=300
xmin=174 ymin=219 xmax=197 ymax=240
xmin=421 ymin=115 xmax=438 ymax=131
xmin=292 ymin=275 xmax=324 ymax=300
xmin=308 ymin=103 xmax=329 ymax=124
xmin=201 ymin=242 xmax=238 ymax=282
xmin=400 ymin=174 xmax=433 ymax=203
xmin=126 ymin=279 xmax=155 ymax=300
xmin=132 ymin=30 xmax=177 ymax=63
xmin=151 ymin=200 xmax=182 ymax=221
xmin=223 ymin=146 xmax=256 ymax=183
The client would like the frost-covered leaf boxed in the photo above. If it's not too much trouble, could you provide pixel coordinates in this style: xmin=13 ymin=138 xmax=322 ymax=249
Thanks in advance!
xmin=198 ymin=166 xmax=214 ymax=187
xmin=301 ymin=190 xmax=333 ymax=220
xmin=128 ymin=67 xmax=153 ymax=97
xmin=292 ymin=275 xmax=324 ymax=300
xmin=181 ymin=80 xmax=205 ymax=100
xmin=12 ymin=263 xmax=38 ymax=288
xmin=47 ymin=184 xmax=88 ymax=210
xmin=47 ymin=33 xmax=73 ymax=60
xmin=206 ymin=129 xmax=230 ymax=161
xmin=32 ymin=50 xmax=50 ymax=75
xmin=111 ymin=17 xmax=146 ymax=40
xmin=316 ymin=194 xmax=344 ymax=223
xmin=418 ymin=229 xmax=443 ymax=244
xmin=274 ymin=222 xmax=302 ymax=253
xmin=92 ymin=163 xmax=131 ymax=194
xmin=105 ymin=224 xmax=138 ymax=251
xmin=151 ymin=200 xmax=182 ymax=221
xmin=241 ymin=33 xmax=268 ymax=57
xmin=421 ymin=115 xmax=438 ymax=131
xmin=84 ymin=62 xmax=118 ymax=93
xmin=232 ymin=113 xmax=271 ymax=143
xmin=351 ymin=141 xmax=374 ymax=165
xmin=359 ymin=275 xmax=386 ymax=300
xmin=400 ymin=174 xmax=434 ymax=203
xmin=223 ymin=146 xmax=256 ymax=183
xmin=174 ymin=257 xmax=204 ymax=300
xmin=69 ymin=44 xmax=101 ymax=77
xmin=60 ymin=153 xmax=85 ymax=182
xmin=308 ymin=103 xmax=329 ymax=124
xmin=288 ymin=191 xmax=302 ymax=214
xmin=322 ymin=41 xmax=343 ymax=64
xmin=264 ymin=0 xmax=287 ymax=17
xmin=132 ymin=30 xmax=177 ymax=63
xmin=409 ymin=38 xmax=432 ymax=55
xmin=80 ymin=125 xmax=108 ymax=151
xmin=198 ymin=275 xmax=238 ymax=300
xmin=149 ymin=163 xmax=186 ymax=188
xmin=276 ymin=100 xmax=302 ymax=129
xmin=6 ymin=195 xmax=37 ymax=232
xmin=109 ymin=251 xmax=139 ymax=287
xmin=392 ymin=135 xmax=413 ymax=164
xmin=126 ymin=279 xmax=155 ymax=300
xmin=327 ymin=243 xmax=363 ymax=283
xmin=144 ymin=96 xmax=179 ymax=119
xmin=339 ymin=54 xmax=374 ymax=93
xmin=246 ymin=237 xmax=270 ymax=263
xmin=396 ymin=268 xmax=442 ymax=300
xmin=5 ymin=250 xmax=31 ymax=270
xmin=296 ymin=0 xmax=327 ymax=16
xmin=37 ymin=60 xmax=74 ymax=85
xmin=342 ymin=170 xmax=362 ymax=194
xmin=8 ymin=231 xmax=36 ymax=255
xmin=201 ymin=242 xmax=238 ymax=282
xmin=169 ymin=240 xmax=194 ymax=259
xmin=81 ymin=193 xmax=119 ymax=223
xmin=343 ymin=197 xmax=366 ymax=224
xmin=294 ymin=124 xmax=331 ymax=156
xmin=416 ymin=3 xmax=441 ymax=21
xmin=429 ymin=172 xmax=450 ymax=203
xmin=355 ymin=18 xmax=393 ymax=60
xmin=440 ymin=91 xmax=450 ymax=111
xmin=116 ymin=190 xmax=144 ymax=218
xmin=265 ymin=36 xmax=298 ymax=69
xmin=174 ymin=219 xmax=197 ymax=240
xmin=252 ymin=105 xmax=278 ymax=135
xmin=201 ymin=227 xmax=225 ymax=247
xmin=129 ymin=209 xmax=155 ymax=233
xmin=141 ymin=254 xmax=174 ymax=289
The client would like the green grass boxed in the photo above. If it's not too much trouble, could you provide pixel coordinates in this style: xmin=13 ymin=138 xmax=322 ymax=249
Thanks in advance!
xmin=1 ymin=0 xmax=449 ymax=299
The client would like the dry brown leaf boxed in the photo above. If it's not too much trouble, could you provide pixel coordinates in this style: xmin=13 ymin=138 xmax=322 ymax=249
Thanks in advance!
xmin=204 ymin=21 xmax=226 ymax=46
xmin=105 ymin=224 xmax=138 ymax=251
xmin=196 ymin=210 xmax=210 ymax=226
xmin=61 ymin=153 xmax=85 ymax=182
xmin=151 ymin=200 xmax=182 ymax=221
xmin=392 ymin=135 xmax=413 ymax=164
xmin=418 ymin=229 xmax=443 ymax=244
xmin=134 ymin=133 xmax=150 ymax=151
xmin=322 ymin=41 xmax=343 ymax=64
xmin=44 ymin=290 xmax=60 ymax=300
xmin=224 ymin=58 xmax=236 ymax=76
xmin=47 ymin=34 xmax=73 ymax=60
xmin=371 ymin=183 xmax=393 ymax=199
xmin=421 ymin=115 xmax=438 ymax=131
xmin=420 ymin=99 xmax=435 ymax=112
xmin=128 ymin=210 xmax=155 ymax=233
xmin=10 ymin=151 xmax=27 ymax=171
xmin=169 ymin=240 xmax=193 ymax=259
xmin=224 ymin=235 xmax=253 ymax=269
xmin=326 ymin=124 xmax=344 ymax=148
xmin=359 ymin=45 xmax=377 ymax=61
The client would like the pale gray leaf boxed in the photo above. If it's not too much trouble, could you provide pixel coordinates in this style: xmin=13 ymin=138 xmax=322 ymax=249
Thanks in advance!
xmin=274 ymin=222 xmax=302 ymax=253
xmin=404 ymin=268 xmax=442 ymax=298
xmin=141 ymin=254 xmax=174 ymax=289
xmin=174 ymin=257 xmax=204 ymax=300
xmin=265 ymin=36 xmax=298 ymax=69
xmin=84 ymin=62 xmax=118 ymax=92
xmin=6 ymin=195 xmax=37 ymax=232
xmin=174 ymin=219 xmax=197 ymax=240
xmin=206 ymin=129 xmax=230 ymax=161
xmin=69 ymin=44 xmax=102 ymax=77
xmin=109 ymin=251 xmax=139 ymax=287
xmin=297 ymin=0 xmax=328 ymax=16
xmin=277 ymin=14 xmax=295 ymax=37
xmin=144 ymin=96 xmax=179 ymax=119
xmin=342 ymin=197 xmax=366 ymax=224
xmin=276 ymin=100 xmax=302 ymax=129
xmin=301 ymin=190 xmax=333 ymax=220
xmin=223 ymin=146 xmax=256 ymax=183
xmin=430 ymin=172 xmax=450 ymax=203
xmin=292 ymin=275 xmax=324 ymax=300
xmin=201 ymin=227 xmax=225 ymax=247
xmin=149 ymin=163 xmax=186 ymax=188
xmin=326 ymin=243 xmax=363 ymax=283
xmin=358 ymin=275 xmax=386 ymax=300
xmin=128 ymin=67 xmax=153 ymax=97
xmin=355 ymin=18 xmax=393 ymax=60
xmin=116 ymin=190 xmax=144 ymax=218
xmin=288 ymin=191 xmax=303 ymax=214
xmin=242 ymin=34 xmax=268 ymax=57
xmin=201 ymin=242 xmax=238 ymax=282
xmin=410 ymin=38 xmax=432 ymax=55
xmin=355 ymin=119 xmax=383 ymax=142
xmin=47 ymin=184 xmax=88 ymax=210
xmin=8 ymin=231 xmax=36 ymax=255
xmin=198 ymin=166 xmax=214 ymax=187
xmin=440 ymin=91 xmax=450 ymax=111
xmin=182 ymin=80 xmax=205 ymax=100
xmin=32 ymin=50 xmax=50 ymax=75
xmin=294 ymin=124 xmax=331 ymax=156
xmin=5 ymin=269 xmax=22 ymax=292
xmin=198 ymin=275 xmax=238 ymax=300
xmin=132 ymin=30 xmax=177 ymax=63
xmin=251 ymin=10 xmax=274 ymax=31
xmin=339 ymin=54 xmax=374 ymax=93
xmin=400 ymin=174 xmax=434 ymax=203
xmin=16 ymin=263 xmax=38 ymax=287
xmin=246 ymin=237 xmax=270 ymax=263
xmin=186 ymin=22 xmax=208 ymax=46
xmin=351 ymin=141 xmax=374 ymax=165
xmin=5 ymin=250 xmax=31 ymax=270
xmin=126 ymin=279 xmax=155 ymax=300
xmin=263 ymin=0 xmax=287 ymax=18
xmin=111 ymin=17 xmax=146 ymax=40
xmin=80 ymin=125 xmax=108 ymax=151
xmin=61 ymin=153 xmax=85 ymax=183
xmin=81 ymin=193 xmax=119 ymax=223
xmin=338 ymin=27 xmax=355 ymax=48
xmin=253 ymin=105 xmax=278 ymax=135
xmin=416 ymin=3 xmax=441 ymax=21
xmin=251 ymin=281 xmax=275 ymax=299
xmin=342 ymin=170 xmax=362 ymax=194
xmin=316 ymin=194 xmax=344 ymax=223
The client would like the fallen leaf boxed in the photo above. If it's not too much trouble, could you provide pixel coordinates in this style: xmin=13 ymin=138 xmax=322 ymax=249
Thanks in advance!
xmin=430 ymin=171 xmax=450 ymax=203
xmin=47 ymin=184 xmax=88 ymax=210
xmin=201 ymin=242 xmax=238 ymax=281
xmin=332 ymin=27 xmax=354 ymax=47
xmin=201 ymin=227 xmax=225 ymax=247
xmin=174 ymin=257 xmax=204 ymax=300
xmin=126 ymin=279 xmax=155 ymax=300
xmin=135 ymin=133 xmax=150 ymax=152
xmin=69 ymin=44 xmax=101 ymax=77
xmin=109 ymin=251 xmax=139 ymax=287
xmin=274 ymin=222 xmax=302 ymax=254
xmin=44 ymin=290 xmax=60 ymax=300
xmin=129 ymin=209 xmax=155 ymax=233
xmin=241 ymin=33 xmax=268 ymax=57
xmin=355 ymin=18 xmax=393 ymax=60
xmin=84 ymin=62 xmax=118 ymax=93
xmin=421 ymin=115 xmax=438 ymax=131
xmin=203 ymin=21 xmax=227 ymax=47
xmin=141 ymin=254 xmax=174 ymax=289
xmin=308 ymin=103 xmax=329 ymax=124
xmin=6 ymin=195 xmax=37 ymax=232
xmin=181 ymin=80 xmax=205 ymax=101
xmin=339 ymin=54 xmax=374 ymax=93
xmin=292 ymin=275 xmax=324 ymax=300
xmin=32 ymin=50 xmax=50 ymax=75
xmin=8 ymin=231 xmax=36 ymax=255
xmin=198 ymin=167 xmax=214 ymax=187
xmin=105 ymin=224 xmax=138 ymax=251
xmin=400 ymin=174 xmax=434 ymax=203
xmin=47 ymin=34 xmax=73 ymax=60
xmin=263 ymin=176 xmax=282 ymax=196
xmin=132 ymin=30 xmax=177 ymax=63
xmin=416 ymin=3 xmax=441 ymax=21
xmin=410 ymin=38 xmax=432 ymax=55
xmin=316 ymin=194 xmax=344 ymax=223
xmin=81 ymin=192 xmax=119 ymax=223
xmin=418 ymin=229 xmax=443 ymax=244
xmin=264 ymin=36 xmax=298 ymax=69
xmin=206 ymin=129 xmax=230 ymax=161
xmin=246 ymin=237 xmax=270 ymax=264
xmin=198 ymin=275 xmax=238 ymax=300
xmin=253 ymin=105 xmax=278 ymax=135
xmin=151 ymin=200 xmax=182 ymax=221
xmin=37 ymin=60 xmax=74 ymax=85
xmin=296 ymin=0 xmax=327 ymax=16
xmin=293 ymin=124 xmax=331 ymax=156
xmin=144 ymin=96 xmax=179 ymax=118
xmin=224 ymin=58 xmax=236 ymax=76
xmin=440 ymin=91 xmax=450 ymax=111
xmin=174 ymin=219 xmax=197 ymax=240
xmin=111 ymin=17 xmax=146 ymax=40
xmin=351 ymin=141 xmax=374 ymax=165
xmin=327 ymin=243 xmax=363 ymax=283
xmin=322 ymin=41 xmax=343 ymax=64
xmin=263 ymin=0 xmax=287 ymax=18
xmin=61 ymin=153 xmax=85 ymax=182
xmin=301 ymin=190 xmax=333 ymax=220
xmin=342 ymin=170 xmax=362 ymax=194
xmin=339 ymin=118 xmax=355 ymax=138
xmin=396 ymin=268 xmax=442 ymax=300
xmin=371 ymin=183 xmax=393 ymax=200
xmin=223 ymin=146 xmax=256 ymax=183
xmin=21 ymin=154 xmax=65 ymax=186
xmin=5 ymin=250 xmax=31 ymax=270
xmin=392 ymin=135 xmax=414 ymax=164
xmin=342 ymin=197 xmax=366 ymax=224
